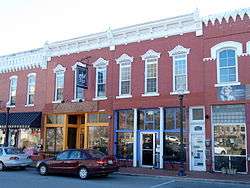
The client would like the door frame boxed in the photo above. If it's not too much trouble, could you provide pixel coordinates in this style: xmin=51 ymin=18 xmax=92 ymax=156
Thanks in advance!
xmin=189 ymin=106 xmax=206 ymax=171
xmin=140 ymin=131 xmax=157 ymax=167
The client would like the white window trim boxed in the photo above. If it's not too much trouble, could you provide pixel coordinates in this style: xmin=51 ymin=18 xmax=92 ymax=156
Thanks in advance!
xmin=141 ymin=49 xmax=160 ymax=96
xmin=26 ymin=73 xmax=36 ymax=106
xmin=93 ymin=58 xmax=108 ymax=100
xmin=71 ymin=62 xmax=86 ymax=102
xmin=247 ymin=41 xmax=250 ymax=55
xmin=215 ymin=47 xmax=240 ymax=87
xmin=7 ymin=75 xmax=18 ymax=107
xmin=168 ymin=45 xmax=190 ymax=94
xmin=116 ymin=53 xmax=133 ymax=98
xmin=53 ymin=64 xmax=66 ymax=103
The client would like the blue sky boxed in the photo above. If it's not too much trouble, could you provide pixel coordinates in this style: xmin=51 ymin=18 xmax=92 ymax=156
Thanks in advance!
xmin=0 ymin=0 xmax=250 ymax=55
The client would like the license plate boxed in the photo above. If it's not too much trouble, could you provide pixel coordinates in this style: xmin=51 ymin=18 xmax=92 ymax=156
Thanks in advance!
xmin=108 ymin=160 xmax=113 ymax=165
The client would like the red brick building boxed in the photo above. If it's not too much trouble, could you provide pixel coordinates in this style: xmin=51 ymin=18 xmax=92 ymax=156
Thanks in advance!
xmin=0 ymin=8 xmax=250 ymax=174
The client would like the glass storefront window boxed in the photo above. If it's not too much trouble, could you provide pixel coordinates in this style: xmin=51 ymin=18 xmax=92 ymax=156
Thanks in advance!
xmin=88 ymin=126 xmax=108 ymax=154
xmin=0 ymin=130 xmax=5 ymax=145
xmin=80 ymin=116 xmax=85 ymax=124
xmin=163 ymin=132 xmax=184 ymax=162
xmin=68 ymin=115 xmax=77 ymax=124
xmin=20 ymin=129 xmax=41 ymax=148
xmin=118 ymin=110 xmax=133 ymax=130
xmin=165 ymin=108 xmax=186 ymax=130
xmin=45 ymin=127 xmax=63 ymax=152
xmin=139 ymin=109 xmax=160 ymax=130
xmin=87 ymin=114 xmax=109 ymax=123
xmin=116 ymin=132 xmax=133 ymax=159
xmin=47 ymin=115 xmax=64 ymax=124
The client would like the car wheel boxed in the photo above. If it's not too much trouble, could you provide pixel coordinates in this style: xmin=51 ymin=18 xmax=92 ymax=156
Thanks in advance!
xmin=39 ymin=164 xmax=48 ymax=176
xmin=0 ymin=162 xmax=5 ymax=171
xmin=78 ymin=167 xmax=88 ymax=180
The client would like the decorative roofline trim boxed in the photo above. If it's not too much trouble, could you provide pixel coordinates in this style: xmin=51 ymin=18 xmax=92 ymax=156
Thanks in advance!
xmin=93 ymin=58 xmax=109 ymax=68
xmin=141 ymin=49 xmax=161 ymax=60
xmin=211 ymin=41 xmax=243 ymax=59
xmin=168 ymin=45 xmax=190 ymax=57
xmin=116 ymin=54 xmax=133 ymax=64
xmin=71 ymin=62 xmax=87 ymax=71
xmin=202 ymin=7 xmax=250 ymax=26
xmin=53 ymin=64 xmax=66 ymax=73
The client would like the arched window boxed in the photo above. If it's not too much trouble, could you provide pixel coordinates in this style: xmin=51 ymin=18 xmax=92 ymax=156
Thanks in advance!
xmin=26 ymin=73 xmax=36 ymax=105
xmin=218 ymin=49 xmax=237 ymax=83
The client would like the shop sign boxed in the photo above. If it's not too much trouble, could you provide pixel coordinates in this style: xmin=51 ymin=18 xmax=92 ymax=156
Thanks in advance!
xmin=76 ymin=65 xmax=88 ymax=89
xmin=217 ymin=85 xmax=246 ymax=101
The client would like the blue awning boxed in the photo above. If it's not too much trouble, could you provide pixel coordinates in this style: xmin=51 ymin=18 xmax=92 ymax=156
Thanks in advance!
xmin=0 ymin=112 xmax=42 ymax=129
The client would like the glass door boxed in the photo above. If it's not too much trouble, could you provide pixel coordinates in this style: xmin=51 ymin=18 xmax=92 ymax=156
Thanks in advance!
xmin=141 ymin=132 xmax=156 ymax=167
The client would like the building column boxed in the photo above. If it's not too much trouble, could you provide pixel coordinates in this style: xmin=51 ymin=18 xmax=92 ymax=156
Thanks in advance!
xmin=133 ymin=108 xmax=138 ymax=167
xmin=160 ymin=107 xmax=164 ymax=169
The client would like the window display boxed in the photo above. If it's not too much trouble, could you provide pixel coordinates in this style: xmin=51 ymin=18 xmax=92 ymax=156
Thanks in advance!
xmin=116 ymin=132 xmax=133 ymax=159
xmin=45 ymin=127 xmax=63 ymax=152
xmin=88 ymin=126 xmax=108 ymax=154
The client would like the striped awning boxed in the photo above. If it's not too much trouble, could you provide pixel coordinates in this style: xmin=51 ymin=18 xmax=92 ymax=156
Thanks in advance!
xmin=0 ymin=112 xmax=42 ymax=129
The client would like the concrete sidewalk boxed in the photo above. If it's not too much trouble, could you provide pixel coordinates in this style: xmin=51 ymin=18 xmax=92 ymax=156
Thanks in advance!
xmin=118 ymin=167 xmax=250 ymax=184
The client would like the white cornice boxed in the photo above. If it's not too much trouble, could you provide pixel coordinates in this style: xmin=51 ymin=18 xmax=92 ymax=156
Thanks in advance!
xmin=116 ymin=54 xmax=133 ymax=64
xmin=203 ymin=7 xmax=250 ymax=26
xmin=47 ymin=10 xmax=202 ymax=57
xmin=141 ymin=49 xmax=161 ymax=60
xmin=93 ymin=58 xmax=109 ymax=68
xmin=0 ymin=45 xmax=50 ymax=74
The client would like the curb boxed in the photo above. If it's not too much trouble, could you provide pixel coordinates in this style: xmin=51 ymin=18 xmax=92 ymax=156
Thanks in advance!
xmin=115 ymin=172 xmax=250 ymax=185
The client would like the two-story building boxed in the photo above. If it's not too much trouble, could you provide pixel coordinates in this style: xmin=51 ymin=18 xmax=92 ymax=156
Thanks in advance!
xmin=0 ymin=8 xmax=249 ymax=174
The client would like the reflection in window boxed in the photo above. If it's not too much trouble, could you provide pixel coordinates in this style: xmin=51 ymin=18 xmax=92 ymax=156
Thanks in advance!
xmin=46 ymin=127 xmax=63 ymax=152
xmin=47 ymin=115 xmax=64 ymax=124
xmin=88 ymin=126 xmax=108 ymax=154
xmin=116 ymin=132 xmax=133 ymax=159
xmin=163 ymin=133 xmax=183 ymax=162
xmin=118 ymin=110 xmax=133 ymax=130
xmin=165 ymin=108 xmax=186 ymax=130
xmin=139 ymin=109 xmax=160 ymax=130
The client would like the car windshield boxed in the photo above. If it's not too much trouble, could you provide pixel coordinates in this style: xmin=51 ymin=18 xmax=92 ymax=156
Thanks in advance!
xmin=4 ymin=148 xmax=24 ymax=155
xmin=87 ymin=149 xmax=105 ymax=159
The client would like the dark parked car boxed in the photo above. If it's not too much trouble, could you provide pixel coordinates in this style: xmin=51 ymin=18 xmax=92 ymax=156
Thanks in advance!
xmin=36 ymin=149 xmax=119 ymax=179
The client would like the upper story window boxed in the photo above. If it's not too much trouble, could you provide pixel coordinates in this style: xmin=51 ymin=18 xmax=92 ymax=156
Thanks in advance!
xmin=211 ymin=41 xmax=242 ymax=87
xmin=116 ymin=54 xmax=133 ymax=98
xmin=26 ymin=73 xmax=36 ymax=105
xmin=8 ymin=76 xmax=17 ymax=106
xmin=141 ymin=49 xmax=160 ymax=96
xmin=93 ymin=58 xmax=108 ymax=100
xmin=169 ymin=45 xmax=190 ymax=94
xmin=72 ymin=62 xmax=87 ymax=101
xmin=53 ymin=64 xmax=66 ymax=102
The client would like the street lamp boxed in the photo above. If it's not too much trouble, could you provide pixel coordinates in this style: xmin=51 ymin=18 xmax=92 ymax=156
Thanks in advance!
xmin=177 ymin=89 xmax=186 ymax=176
xmin=4 ymin=107 xmax=10 ymax=147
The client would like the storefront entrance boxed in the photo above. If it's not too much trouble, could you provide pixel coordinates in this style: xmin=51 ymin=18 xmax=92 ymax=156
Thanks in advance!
xmin=140 ymin=132 xmax=157 ymax=167
xmin=67 ymin=128 xmax=77 ymax=149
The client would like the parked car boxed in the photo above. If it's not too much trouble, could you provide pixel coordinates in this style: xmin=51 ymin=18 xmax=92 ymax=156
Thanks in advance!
xmin=0 ymin=147 xmax=33 ymax=171
xmin=36 ymin=149 xmax=119 ymax=179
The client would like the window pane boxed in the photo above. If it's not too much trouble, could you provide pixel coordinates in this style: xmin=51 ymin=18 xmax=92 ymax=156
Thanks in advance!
xmin=175 ymin=75 xmax=186 ymax=91
xmin=192 ymin=108 xmax=204 ymax=121
xmin=121 ymin=81 xmax=130 ymax=95
xmin=118 ymin=110 xmax=134 ymax=130
xmin=97 ymin=84 xmax=105 ymax=97
xmin=219 ymin=50 xmax=236 ymax=83
xmin=88 ymin=126 xmax=108 ymax=154
xmin=45 ymin=127 xmax=63 ymax=152
xmin=147 ymin=63 xmax=157 ymax=78
xmin=147 ymin=78 xmax=156 ymax=92
xmin=99 ymin=114 xmax=109 ymax=123
xmin=139 ymin=109 xmax=160 ymax=130
xmin=87 ymin=114 xmax=98 ymax=123
xmin=68 ymin=151 xmax=82 ymax=160
xmin=47 ymin=115 xmax=64 ymax=124
xmin=116 ymin=132 xmax=133 ymax=159
xmin=121 ymin=66 xmax=131 ymax=81
xmin=175 ymin=59 xmax=186 ymax=75
xmin=68 ymin=115 xmax=77 ymax=124
xmin=28 ymin=94 xmax=34 ymax=104
xmin=76 ymin=87 xmax=84 ymax=99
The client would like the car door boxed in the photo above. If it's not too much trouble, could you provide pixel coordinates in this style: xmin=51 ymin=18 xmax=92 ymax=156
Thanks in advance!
xmin=47 ymin=151 xmax=70 ymax=173
xmin=63 ymin=150 xmax=82 ymax=174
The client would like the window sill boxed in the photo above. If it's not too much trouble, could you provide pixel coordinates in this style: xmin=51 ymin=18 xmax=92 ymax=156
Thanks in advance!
xmin=116 ymin=95 xmax=132 ymax=99
xmin=71 ymin=99 xmax=85 ymax=103
xmin=52 ymin=100 xmax=62 ymax=104
xmin=142 ymin=92 xmax=160 ymax=97
xmin=92 ymin=97 xmax=107 ymax=101
xmin=214 ymin=82 xmax=241 ymax=87
xmin=25 ymin=104 xmax=34 ymax=107
xmin=6 ymin=105 xmax=15 ymax=108
xmin=170 ymin=90 xmax=190 ymax=95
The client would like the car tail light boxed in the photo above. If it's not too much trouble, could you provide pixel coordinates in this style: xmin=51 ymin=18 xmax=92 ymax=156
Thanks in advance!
xmin=97 ymin=160 xmax=107 ymax=165
xmin=9 ymin=157 xmax=19 ymax=160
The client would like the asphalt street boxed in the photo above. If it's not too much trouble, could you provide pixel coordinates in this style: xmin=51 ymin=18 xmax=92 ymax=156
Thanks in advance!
xmin=0 ymin=168 xmax=249 ymax=188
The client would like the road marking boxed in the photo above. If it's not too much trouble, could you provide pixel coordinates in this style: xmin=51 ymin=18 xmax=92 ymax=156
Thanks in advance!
xmin=150 ymin=180 xmax=175 ymax=188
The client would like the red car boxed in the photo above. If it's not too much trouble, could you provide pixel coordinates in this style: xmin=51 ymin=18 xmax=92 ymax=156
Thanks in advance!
xmin=36 ymin=149 xmax=119 ymax=179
